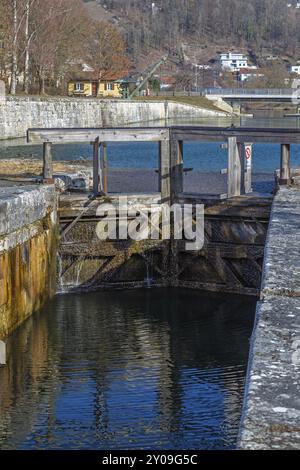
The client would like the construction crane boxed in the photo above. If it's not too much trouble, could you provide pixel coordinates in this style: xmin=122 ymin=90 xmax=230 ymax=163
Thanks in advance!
xmin=128 ymin=55 xmax=168 ymax=99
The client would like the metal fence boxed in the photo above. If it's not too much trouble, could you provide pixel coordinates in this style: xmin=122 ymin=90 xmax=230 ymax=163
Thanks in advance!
xmin=153 ymin=88 xmax=294 ymax=97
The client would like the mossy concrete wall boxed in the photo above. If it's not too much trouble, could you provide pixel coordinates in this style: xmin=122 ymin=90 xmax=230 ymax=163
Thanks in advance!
xmin=0 ymin=96 xmax=227 ymax=140
xmin=0 ymin=186 xmax=58 ymax=340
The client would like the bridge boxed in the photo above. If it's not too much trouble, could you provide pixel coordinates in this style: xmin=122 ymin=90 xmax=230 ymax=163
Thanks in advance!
xmin=203 ymin=88 xmax=298 ymax=102
xmin=154 ymin=88 xmax=300 ymax=114
xmin=155 ymin=88 xmax=298 ymax=102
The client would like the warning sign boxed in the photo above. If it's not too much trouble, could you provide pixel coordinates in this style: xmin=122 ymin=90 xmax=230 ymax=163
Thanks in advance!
xmin=245 ymin=144 xmax=252 ymax=169
xmin=245 ymin=146 xmax=252 ymax=159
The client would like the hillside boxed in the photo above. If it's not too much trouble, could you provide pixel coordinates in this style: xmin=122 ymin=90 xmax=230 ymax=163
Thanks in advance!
xmin=82 ymin=0 xmax=300 ymax=75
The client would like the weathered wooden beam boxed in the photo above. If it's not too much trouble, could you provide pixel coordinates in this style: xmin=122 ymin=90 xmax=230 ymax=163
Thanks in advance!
xmin=158 ymin=142 xmax=162 ymax=192
xmin=239 ymin=143 xmax=246 ymax=196
xmin=28 ymin=126 xmax=300 ymax=145
xmin=170 ymin=138 xmax=183 ymax=202
xmin=227 ymin=137 xmax=242 ymax=198
xmin=280 ymin=144 xmax=291 ymax=185
xmin=171 ymin=127 xmax=300 ymax=144
xmin=159 ymin=134 xmax=171 ymax=203
xmin=28 ymin=128 xmax=169 ymax=143
xmin=102 ymin=143 xmax=108 ymax=194
xmin=93 ymin=138 xmax=103 ymax=195
xmin=60 ymin=195 xmax=97 ymax=240
xmin=43 ymin=142 xmax=53 ymax=180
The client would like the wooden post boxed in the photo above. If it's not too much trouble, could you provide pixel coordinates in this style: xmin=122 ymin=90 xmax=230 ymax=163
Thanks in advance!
xmin=280 ymin=144 xmax=291 ymax=185
xmin=102 ymin=143 xmax=108 ymax=194
xmin=239 ymin=143 xmax=246 ymax=196
xmin=158 ymin=142 xmax=162 ymax=192
xmin=170 ymin=138 xmax=183 ymax=203
xmin=227 ymin=137 xmax=242 ymax=198
xmin=93 ymin=137 xmax=103 ymax=195
xmin=159 ymin=134 xmax=171 ymax=203
xmin=43 ymin=142 xmax=53 ymax=180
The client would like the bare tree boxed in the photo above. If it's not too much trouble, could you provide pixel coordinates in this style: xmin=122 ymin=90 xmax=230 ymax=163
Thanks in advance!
xmin=87 ymin=20 xmax=131 ymax=80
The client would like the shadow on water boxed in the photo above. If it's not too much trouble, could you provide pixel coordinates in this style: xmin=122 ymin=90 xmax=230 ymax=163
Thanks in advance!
xmin=0 ymin=289 xmax=256 ymax=450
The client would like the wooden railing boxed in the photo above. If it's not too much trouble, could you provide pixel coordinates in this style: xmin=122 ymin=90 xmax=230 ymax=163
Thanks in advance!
xmin=27 ymin=126 xmax=298 ymax=200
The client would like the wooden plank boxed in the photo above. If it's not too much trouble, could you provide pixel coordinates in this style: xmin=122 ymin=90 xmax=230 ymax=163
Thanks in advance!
xmin=158 ymin=142 xmax=162 ymax=192
xmin=28 ymin=128 xmax=170 ymax=143
xmin=239 ymin=143 xmax=246 ymax=195
xmin=43 ymin=142 xmax=53 ymax=179
xmin=171 ymin=126 xmax=300 ymax=144
xmin=60 ymin=195 xmax=97 ymax=239
xmin=227 ymin=137 xmax=242 ymax=198
xmin=102 ymin=143 xmax=108 ymax=193
xmin=280 ymin=144 xmax=291 ymax=185
xmin=170 ymin=138 xmax=183 ymax=202
xmin=28 ymin=126 xmax=300 ymax=145
xmin=159 ymin=133 xmax=171 ymax=203
xmin=172 ymin=133 xmax=300 ymax=144
xmin=93 ymin=138 xmax=103 ymax=195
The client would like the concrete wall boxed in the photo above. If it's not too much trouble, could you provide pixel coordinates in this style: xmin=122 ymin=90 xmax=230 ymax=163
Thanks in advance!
xmin=0 ymin=185 xmax=58 ymax=340
xmin=239 ymin=187 xmax=300 ymax=450
xmin=0 ymin=97 xmax=227 ymax=140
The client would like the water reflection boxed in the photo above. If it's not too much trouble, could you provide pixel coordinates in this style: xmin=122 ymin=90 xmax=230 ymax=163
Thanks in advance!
xmin=0 ymin=289 xmax=255 ymax=450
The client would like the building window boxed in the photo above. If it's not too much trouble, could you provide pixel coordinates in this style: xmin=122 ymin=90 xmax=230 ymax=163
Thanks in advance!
xmin=106 ymin=82 xmax=114 ymax=91
xmin=75 ymin=82 xmax=84 ymax=92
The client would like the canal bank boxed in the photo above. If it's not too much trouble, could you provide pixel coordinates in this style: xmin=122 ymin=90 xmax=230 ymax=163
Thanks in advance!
xmin=0 ymin=97 xmax=228 ymax=140
xmin=0 ymin=185 xmax=57 ymax=342
xmin=239 ymin=187 xmax=300 ymax=450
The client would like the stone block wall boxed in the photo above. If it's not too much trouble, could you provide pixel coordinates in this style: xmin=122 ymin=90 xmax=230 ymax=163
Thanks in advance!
xmin=0 ymin=185 xmax=58 ymax=339
xmin=0 ymin=97 xmax=226 ymax=140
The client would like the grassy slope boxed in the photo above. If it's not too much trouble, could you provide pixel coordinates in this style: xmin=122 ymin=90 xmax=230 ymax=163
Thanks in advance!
xmin=134 ymin=95 xmax=225 ymax=113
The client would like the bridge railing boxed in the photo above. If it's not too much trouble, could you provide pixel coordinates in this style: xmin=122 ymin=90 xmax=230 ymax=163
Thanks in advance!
xmin=203 ymin=88 xmax=293 ymax=96
xmin=153 ymin=88 xmax=294 ymax=97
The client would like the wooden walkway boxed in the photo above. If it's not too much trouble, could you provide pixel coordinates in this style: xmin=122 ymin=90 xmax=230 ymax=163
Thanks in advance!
xmin=27 ymin=126 xmax=297 ymax=202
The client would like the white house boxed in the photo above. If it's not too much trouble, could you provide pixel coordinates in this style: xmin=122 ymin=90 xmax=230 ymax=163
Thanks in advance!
xmin=238 ymin=68 xmax=264 ymax=82
xmin=219 ymin=52 xmax=248 ymax=71
xmin=287 ymin=2 xmax=300 ymax=9
xmin=289 ymin=65 xmax=300 ymax=75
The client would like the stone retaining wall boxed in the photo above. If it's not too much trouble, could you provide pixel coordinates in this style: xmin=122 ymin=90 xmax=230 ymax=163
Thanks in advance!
xmin=0 ymin=185 xmax=58 ymax=340
xmin=239 ymin=187 xmax=300 ymax=450
xmin=0 ymin=97 xmax=227 ymax=140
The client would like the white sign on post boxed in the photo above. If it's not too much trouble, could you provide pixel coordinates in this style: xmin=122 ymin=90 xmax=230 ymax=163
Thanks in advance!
xmin=244 ymin=143 xmax=253 ymax=193
xmin=245 ymin=144 xmax=252 ymax=170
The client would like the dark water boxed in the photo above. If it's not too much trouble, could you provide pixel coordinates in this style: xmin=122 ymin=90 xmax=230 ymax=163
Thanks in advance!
xmin=0 ymin=289 xmax=256 ymax=450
